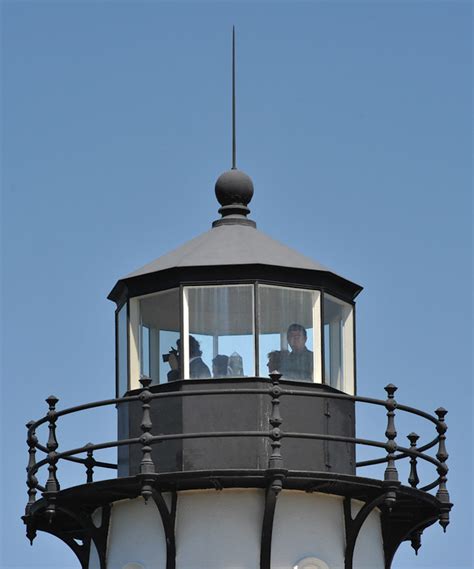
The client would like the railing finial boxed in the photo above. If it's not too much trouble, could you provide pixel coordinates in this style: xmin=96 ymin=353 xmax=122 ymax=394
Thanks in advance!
xmin=410 ymin=529 xmax=423 ymax=555
xmin=85 ymin=443 xmax=96 ymax=484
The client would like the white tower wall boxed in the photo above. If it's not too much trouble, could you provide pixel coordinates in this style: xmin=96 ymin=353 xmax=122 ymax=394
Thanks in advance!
xmin=92 ymin=489 xmax=384 ymax=569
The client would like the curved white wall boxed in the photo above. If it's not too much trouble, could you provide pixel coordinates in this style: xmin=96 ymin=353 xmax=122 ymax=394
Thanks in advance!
xmin=351 ymin=500 xmax=384 ymax=569
xmin=106 ymin=498 xmax=167 ymax=569
xmin=176 ymin=489 xmax=263 ymax=568
xmin=272 ymin=491 xmax=345 ymax=569
xmin=100 ymin=489 xmax=384 ymax=569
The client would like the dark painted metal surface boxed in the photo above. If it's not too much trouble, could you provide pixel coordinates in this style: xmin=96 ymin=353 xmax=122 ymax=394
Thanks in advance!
xmin=119 ymin=379 xmax=355 ymax=476
xmin=260 ymin=484 xmax=278 ymax=569
xmin=23 ymin=379 xmax=452 ymax=569
xmin=109 ymin=264 xmax=362 ymax=306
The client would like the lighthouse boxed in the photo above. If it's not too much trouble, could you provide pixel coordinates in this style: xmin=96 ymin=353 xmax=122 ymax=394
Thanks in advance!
xmin=22 ymin=34 xmax=451 ymax=569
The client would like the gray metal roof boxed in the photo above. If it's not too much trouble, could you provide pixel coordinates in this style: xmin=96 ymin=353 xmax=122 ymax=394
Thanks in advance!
xmin=124 ymin=222 xmax=335 ymax=279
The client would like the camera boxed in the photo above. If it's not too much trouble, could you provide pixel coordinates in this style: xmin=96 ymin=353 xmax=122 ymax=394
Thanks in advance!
xmin=162 ymin=346 xmax=178 ymax=364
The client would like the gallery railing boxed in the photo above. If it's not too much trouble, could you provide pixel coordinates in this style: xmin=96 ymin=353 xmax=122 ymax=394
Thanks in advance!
xmin=24 ymin=373 xmax=451 ymax=532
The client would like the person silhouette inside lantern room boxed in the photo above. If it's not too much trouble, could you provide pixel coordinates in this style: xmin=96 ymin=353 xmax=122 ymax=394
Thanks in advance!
xmin=266 ymin=349 xmax=289 ymax=376
xmin=284 ymin=323 xmax=313 ymax=381
xmin=167 ymin=336 xmax=211 ymax=381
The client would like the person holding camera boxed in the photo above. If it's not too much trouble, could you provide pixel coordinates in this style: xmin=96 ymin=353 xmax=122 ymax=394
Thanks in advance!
xmin=166 ymin=336 xmax=211 ymax=381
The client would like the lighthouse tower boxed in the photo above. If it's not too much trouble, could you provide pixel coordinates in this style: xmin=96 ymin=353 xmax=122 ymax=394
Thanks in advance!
xmin=23 ymin=36 xmax=451 ymax=569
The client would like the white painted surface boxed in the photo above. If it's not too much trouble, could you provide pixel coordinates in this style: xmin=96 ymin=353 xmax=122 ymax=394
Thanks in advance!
xmin=89 ymin=541 xmax=100 ymax=569
xmin=104 ymin=490 xmax=384 ymax=569
xmin=176 ymin=489 xmax=263 ymax=569
xmin=293 ymin=557 xmax=330 ymax=569
xmin=91 ymin=507 xmax=102 ymax=528
xmin=272 ymin=492 xmax=345 ymax=569
xmin=351 ymin=500 xmax=384 ymax=569
xmin=88 ymin=507 xmax=102 ymax=569
xmin=107 ymin=497 xmax=167 ymax=569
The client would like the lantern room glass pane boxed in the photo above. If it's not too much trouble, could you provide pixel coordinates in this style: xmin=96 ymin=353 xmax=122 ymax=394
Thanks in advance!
xmin=184 ymin=285 xmax=255 ymax=379
xmin=258 ymin=285 xmax=321 ymax=382
xmin=139 ymin=289 xmax=180 ymax=384
xmin=117 ymin=303 xmax=128 ymax=395
xmin=323 ymin=294 xmax=354 ymax=393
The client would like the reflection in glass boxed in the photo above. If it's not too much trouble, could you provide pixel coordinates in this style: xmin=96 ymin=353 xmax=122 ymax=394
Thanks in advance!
xmin=185 ymin=285 xmax=255 ymax=379
xmin=139 ymin=289 xmax=180 ymax=384
xmin=258 ymin=285 xmax=321 ymax=382
xmin=117 ymin=303 xmax=128 ymax=395
xmin=323 ymin=294 xmax=354 ymax=393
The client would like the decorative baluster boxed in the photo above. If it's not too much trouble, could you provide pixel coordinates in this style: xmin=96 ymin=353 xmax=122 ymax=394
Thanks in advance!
xmin=383 ymin=384 xmax=398 ymax=510
xmin=85 ymin=443 xmax=96 ymax=483
xmin=434 ymin=407 xmax=451 ymax=531
xmin=268 ymin=372 xmax=285 ymax=493
xmin=44 ymin=395 xmax=59 ymax=523
xmin=25 ymin=420 xmax=39 ymax=545
xmin=407 ymin=432 xmax=420 ymax=488
xmin=25 ymin=421 xmax=39 ymax=514
xmin=139 ymin=378 xmax=156 ymax=503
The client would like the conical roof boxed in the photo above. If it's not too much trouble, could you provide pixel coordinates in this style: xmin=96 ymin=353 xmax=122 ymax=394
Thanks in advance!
xmin=108 ymin=168 xmax=362 ymax=302
xmin=126 ymin=223 xmax=330 ymax=278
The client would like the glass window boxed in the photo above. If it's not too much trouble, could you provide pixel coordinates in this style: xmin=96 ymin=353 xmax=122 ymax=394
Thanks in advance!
xmin=258 ymin=285 xmax=321 ymax=382
xmin=116 ymin=303 xmax=128 ymax=395
xmin=323 ymin=294 xmax=354 ymax=393
xmin=139 ymin=289 xmax=180 ymax=384
xmin=184 ymin=285 xmax=255 ymax=379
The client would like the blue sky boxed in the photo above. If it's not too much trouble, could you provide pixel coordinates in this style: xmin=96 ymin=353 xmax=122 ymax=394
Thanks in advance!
xmin=1 ymin=1 xmax=472 ymax=568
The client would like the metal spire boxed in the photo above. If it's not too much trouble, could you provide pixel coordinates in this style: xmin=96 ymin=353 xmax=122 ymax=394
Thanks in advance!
xmin=232 ymin=26 xmax=236 ymax=170
xmin=213 ymin=26 xmax=254 ymax=228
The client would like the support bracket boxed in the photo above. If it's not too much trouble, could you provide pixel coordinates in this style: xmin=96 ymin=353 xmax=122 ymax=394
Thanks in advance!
xmin=152 ymin=489 xmax=177 ymax=569
xmin=344 ymin=493 xmax=388 ymax=569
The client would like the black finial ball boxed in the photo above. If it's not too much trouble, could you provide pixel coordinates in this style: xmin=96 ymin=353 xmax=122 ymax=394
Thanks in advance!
xmin=215 ymin=169 xmax=254 ymax=207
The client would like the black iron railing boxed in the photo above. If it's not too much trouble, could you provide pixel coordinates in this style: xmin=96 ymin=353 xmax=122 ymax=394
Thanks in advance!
xmin=24 ymin=374 xmax=451 ymax=531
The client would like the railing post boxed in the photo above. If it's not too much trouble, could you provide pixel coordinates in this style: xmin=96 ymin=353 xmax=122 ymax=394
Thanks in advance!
xmin=139 ymin=377 xmax=156 ymax=503
xmin=407 ymin=432 xmax=420 ymax=488
xmin=434 ymin=407 xmax=451 ymax=531
xmin=85 ymin=443 xmax=96 ymax=484
xmin=43 ymin=395 xmax=60 ymax=523
xmin=260 ymin=372 xmax=287 ymax=569
xmin=25 ymin=420 xmax=39 ymax=544
xmin=268 ymin=371 xmax=285 ymax=493
xmin=26 ymin=420 xmax=39 ymax=514
xmin=383 ymin=384 xmax=398 ymax=510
